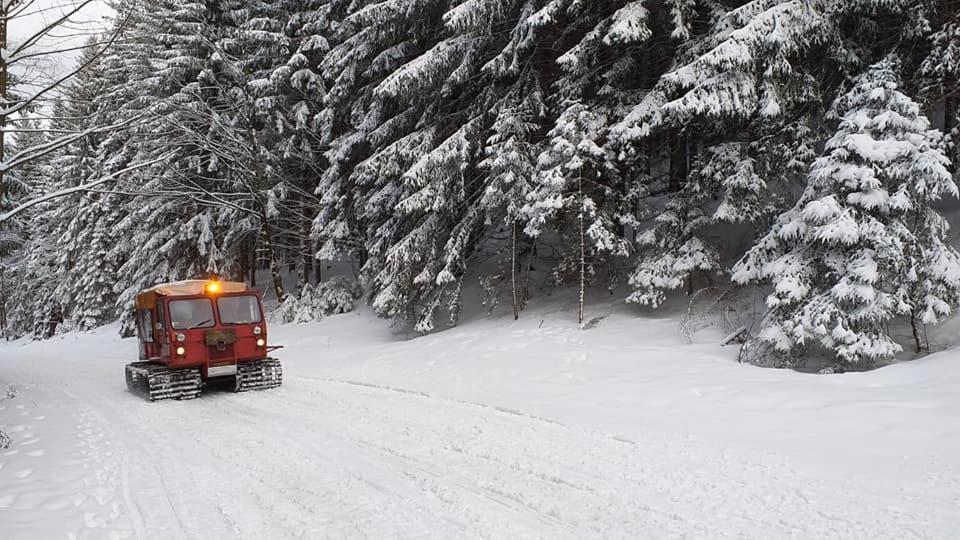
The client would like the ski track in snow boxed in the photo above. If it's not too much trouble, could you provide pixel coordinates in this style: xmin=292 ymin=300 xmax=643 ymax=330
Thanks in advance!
xmin=1 ymin=323 xmax=959 ymax=538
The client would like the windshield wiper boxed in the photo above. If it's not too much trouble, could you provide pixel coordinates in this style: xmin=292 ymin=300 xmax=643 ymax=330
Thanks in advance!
xmin=186 ymin=318 xmax=212 ymax=330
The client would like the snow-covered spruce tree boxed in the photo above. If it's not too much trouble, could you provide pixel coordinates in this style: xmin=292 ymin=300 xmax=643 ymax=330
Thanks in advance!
xmin=26 ymin=41 xmax=128 ymax=333
xmin=108 ymin=0 xmax=317 ymax=322
xmin=733 ymin=58 xmax=960 ymax=364
xmin=309 ymin=0 xmax=459 ymax=330
xmin=523 ymin=102 xmax=630 ymax=324
xmin=105 ymin=0 xmax=201 ymax=312
xmin=2 ymin=123 xmax=46 ymax=336
xmin=106 ymin=0 xmax=257 ymax=332
xmin=262 ymin=0 xmax=331 ymax=291
xmin=311 ymin=0 xmax=443 ymax=266
xmin=478 ymin=79 xmax=545 ymax=320
xmin=626 ymin=122 xmax=817 ymax=307
xmin=610 ymin=0 xmax=830 ymax=307
xmin=318 ymin=0 xmax=558 ymax=331
xmin=209 ymin=0 xmax=308 ymax=301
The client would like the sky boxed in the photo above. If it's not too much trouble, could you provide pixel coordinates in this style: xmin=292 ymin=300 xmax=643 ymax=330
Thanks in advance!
xmin=10 ymin=0 xmax=114 ymax=82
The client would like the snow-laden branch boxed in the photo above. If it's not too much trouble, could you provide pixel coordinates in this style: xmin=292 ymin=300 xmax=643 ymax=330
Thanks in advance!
xmin=0 ymin=115 xmax=142 ymax=173
xmin=0 ymin=112 xmax=145 ymax=173
xmin=0 ymin=153 xmax=173 ymax=224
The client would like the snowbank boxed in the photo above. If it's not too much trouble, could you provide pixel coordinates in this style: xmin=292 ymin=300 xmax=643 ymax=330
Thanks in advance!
xmin=1 ymin=293 xmax=958 ymax=537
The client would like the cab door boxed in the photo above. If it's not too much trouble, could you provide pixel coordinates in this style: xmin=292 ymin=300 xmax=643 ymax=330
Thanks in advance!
xmin=155 ymin=301 xmax=170 ymax=359
xmin=136 ymin=308 xmax=160 ymax=360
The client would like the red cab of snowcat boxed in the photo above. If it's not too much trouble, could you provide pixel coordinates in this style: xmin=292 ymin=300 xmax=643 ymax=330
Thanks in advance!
xmin=134 ymin=280 xmax=270 ymax=380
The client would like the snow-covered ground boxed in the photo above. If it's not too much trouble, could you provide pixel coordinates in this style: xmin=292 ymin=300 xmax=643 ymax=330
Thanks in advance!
xmin=1 ymin=294 xmax=959 ymax=538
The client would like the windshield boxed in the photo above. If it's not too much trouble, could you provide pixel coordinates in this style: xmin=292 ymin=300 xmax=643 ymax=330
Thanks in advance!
xmin=169 ymin=299 xmax=216 ymax=330
xmin=217 ymin=295 xmax=262 ymax=325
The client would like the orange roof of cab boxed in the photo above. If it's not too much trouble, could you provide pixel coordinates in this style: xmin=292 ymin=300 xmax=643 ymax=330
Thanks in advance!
xmin=135 ymin=280 xmax=251 ymax=310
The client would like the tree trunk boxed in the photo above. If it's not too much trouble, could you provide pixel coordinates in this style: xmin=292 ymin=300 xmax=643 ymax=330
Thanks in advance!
xmin=523 ymin=238 xmax=535 ymax=310
xmin=302 ymin=188 xmax=314 ymax=287
xmin=249 ymin=239 xmax=258 ymax=287
xmin=295 ymin=193 xmax=308 ymax=294
xmin=945 ymin=93 xmax=958 ymax=137
xmin=911 ymin=312 xmax=928 ymax=354
xmin=236 ymin=243 xmax=244 ymax=281
xmin=511 ymin=222 xmax=519 ymax=320
xmin=0 ymin=270 xmax=6 ymax=341
xmin=668 ymin=130 xmax=688 ymax=193
xmin=0 ymin=3 xmax=8 ymax=340
xmin=578 ymin=175 xmax=586 ymax=325
xmin=259 ymin=206 xmax=286 ymax=302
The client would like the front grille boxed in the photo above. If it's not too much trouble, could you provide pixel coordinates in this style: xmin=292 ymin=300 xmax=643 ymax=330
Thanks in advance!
xmin=208 ymin=344 xmax=235 ymax=362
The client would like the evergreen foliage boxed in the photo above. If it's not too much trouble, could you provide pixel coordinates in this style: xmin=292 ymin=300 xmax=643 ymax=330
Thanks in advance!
xmin=7 ymin=0 xmax=960 ymax=366
xmin=733 ymin=58 xmax=960 ymax=362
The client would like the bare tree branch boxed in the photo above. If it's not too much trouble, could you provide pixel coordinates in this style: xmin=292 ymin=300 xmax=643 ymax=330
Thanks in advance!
xmin=0 ymin=153 xmax=175 ymax=224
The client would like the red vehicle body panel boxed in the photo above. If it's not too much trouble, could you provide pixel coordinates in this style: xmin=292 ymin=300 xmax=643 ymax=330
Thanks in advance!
xmin=134 ymin=281 xmax=268 ymax=379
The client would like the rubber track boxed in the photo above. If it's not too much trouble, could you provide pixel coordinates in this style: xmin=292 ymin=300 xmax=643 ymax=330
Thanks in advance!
xmin=125 ymin=362 xmax=202 ymax=402
xmin=236 ymin=359 xmax=283 ymax=392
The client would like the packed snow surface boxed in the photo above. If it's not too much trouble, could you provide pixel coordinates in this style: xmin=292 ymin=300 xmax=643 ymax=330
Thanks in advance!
xmin=1 ymin=298 xmax=959 ymax=538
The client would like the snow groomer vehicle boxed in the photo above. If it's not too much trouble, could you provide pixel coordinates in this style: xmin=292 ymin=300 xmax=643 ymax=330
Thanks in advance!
xmin=125 ymin=280 xmax=282 ymax=401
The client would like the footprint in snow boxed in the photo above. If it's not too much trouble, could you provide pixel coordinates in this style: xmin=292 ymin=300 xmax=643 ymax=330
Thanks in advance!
xmin=15 ymin=468 xmax=32 ymax=479
xmin=0 ymin=494 xmax=17 ymax=508
xmin=26 ymin=449 xmax=45 ymax=457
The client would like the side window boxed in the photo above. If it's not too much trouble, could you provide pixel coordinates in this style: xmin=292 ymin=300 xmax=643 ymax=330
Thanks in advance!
xmin=155 ymin=303 xmax=166 ymax=334
xmin=142 ymin=310 xmax=154 ymax=342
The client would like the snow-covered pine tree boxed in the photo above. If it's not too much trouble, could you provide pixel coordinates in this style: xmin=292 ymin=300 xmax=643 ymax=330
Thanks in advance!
xmin=311 ymin=0 xmax=444 ymax=275
xmin=30 ymin=40 xmax=127 ymax=332
xmin=478 ymin=79 xmax=544 ymax=319
xmin=523 ymin=102 xmax=630 ymax=324
xmin=625 ymin=154 xmax=722 ymax=308
xmin=107 ymin=0 xmax=253 ymax=331
xmin=626 ymin=121 xmax=816 ymax=308
xmin=733 ymin=58 xmax=960 ymax=364
xmin=611 ymin=0 xmax=829 ymax=308
xmin=319 ymin=0 xmax=556 ymax=331
xmin=268 ymin=0 xmax=331 ymax=290
xmin=2 ymin=122 xmax=45 ymax=336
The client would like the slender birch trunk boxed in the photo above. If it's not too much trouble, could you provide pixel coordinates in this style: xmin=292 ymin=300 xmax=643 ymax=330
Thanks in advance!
xmin=511 ymin=222 xmax=519 ymax=320
xmin=577 ymin=174 xmax=585 ymax=325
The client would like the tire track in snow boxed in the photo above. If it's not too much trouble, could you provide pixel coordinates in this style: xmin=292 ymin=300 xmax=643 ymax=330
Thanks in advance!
xmin=206 ymin=390 xmax=542 ymax=537
xmin=6 ymin=345 xmax=956 ymax=539
xmin=280 ymin=376 xmax=949 ymax=538
xmin=317 ymin=376 xmax=566 ymax=425
xmin=62 ymin=388 xmax=148 ymax=540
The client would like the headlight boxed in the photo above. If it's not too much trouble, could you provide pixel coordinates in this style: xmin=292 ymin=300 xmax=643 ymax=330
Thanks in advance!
xmin=176 ymin=333 xmax=186 ymax=342
xmin=256 ymin=338 xmax=265 ymax=347
xmin=253 ymin=326 xmax=262 ymax=335
xmin=176 ymin=346 xmax=186 ymax=356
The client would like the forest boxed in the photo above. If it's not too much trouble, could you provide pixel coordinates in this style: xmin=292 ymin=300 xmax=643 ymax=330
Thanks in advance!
xmin=1 ymin=0 xmax=958 ymax=367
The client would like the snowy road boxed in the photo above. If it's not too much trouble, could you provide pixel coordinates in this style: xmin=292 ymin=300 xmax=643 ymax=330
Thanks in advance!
xmin=2 ymin=314 xmax=960 ymax=538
